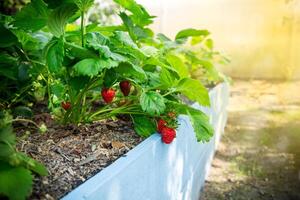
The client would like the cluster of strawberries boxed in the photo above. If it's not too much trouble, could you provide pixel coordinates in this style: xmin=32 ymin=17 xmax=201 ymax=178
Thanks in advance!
xmin=61 ymin=80 xmax=131 ymax=110
xmin=101 ymin=80 xmax=131 ymax=104
xmin=156 ymin=112 xmax=177 ymax=144
xmin=62 ymin=80 xmax=178 ymax=145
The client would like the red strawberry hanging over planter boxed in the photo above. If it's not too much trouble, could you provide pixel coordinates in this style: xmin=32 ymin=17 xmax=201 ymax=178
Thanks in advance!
xmin=161 ymin=127 xmax=176 ymax=144
xmin=61 ymin=101 xmax=71 ymax=111
xmin=157 ymin=119 xmax=167 ymax=133
xmin=119 ymin=80 xmax=131 ymax=96
xmin=101 ymin=88 xmax=116 ymax=103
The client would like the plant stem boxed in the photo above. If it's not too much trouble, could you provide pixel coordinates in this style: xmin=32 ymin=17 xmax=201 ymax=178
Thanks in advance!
xmin=81 ymin=11 xmax=85 ymax=47
xmin=9 ymin=119 xmax=40 ymax=129
xmin=162 ymin=90 xmax=176 ymax=97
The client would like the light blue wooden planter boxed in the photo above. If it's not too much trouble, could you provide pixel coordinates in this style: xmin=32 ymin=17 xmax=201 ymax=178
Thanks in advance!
xmin=62 ymin=83 xmax=230 ymax=200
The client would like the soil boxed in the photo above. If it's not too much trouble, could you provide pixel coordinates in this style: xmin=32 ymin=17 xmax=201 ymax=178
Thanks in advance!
xmin=15 ymin=113 xmax=143 ymax=200
xmin=201 ymin=80 xmax=300 ymax=200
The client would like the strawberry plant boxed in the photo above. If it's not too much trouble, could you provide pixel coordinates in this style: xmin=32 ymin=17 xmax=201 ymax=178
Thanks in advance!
xmin=0 ymin=15 xmax=50 ymax=110
xmin=1 ymin=0 xmax=220 ymax=142
xmin=0 ymin=111 xmax=48 ymax=200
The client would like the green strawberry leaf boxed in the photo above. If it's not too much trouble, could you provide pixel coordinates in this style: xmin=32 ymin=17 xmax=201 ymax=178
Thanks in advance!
xmin=0 ymin=161 xmax=33 ymax=200
xmin=175 ymin=28 xmax=210 ymax=40
xmin=140 ymin=91 xmax=166 ymax=116
xmin=176 ymin=78 xmax=210 ymax=106
xmin=205 ymin=38 xmax=214 ymax=50
xmin=167 ymin=101 xmax=213 ymax=142
xmin=0 ymin=125 xmax=16 ymax=151
xmin=48 ymin=3 xmax=78 ymax=37
xmin=114 ymin=31 xmax=138 ymax=49
xmin=74 ymin=0 xmax=94 ymax=12
xmin=119 ymin=12 xmax=153 ymax=41
xmin=0 ymin=124 xmax=16 ymax=159
xmin=45 ymin=39 xmax=64 ymax=73
xmin=17 ymin=153 xmax=48 ymax=176
xmin=13 ymin=0 xmax=49 ymax=31
xmin=186 ymin=108 xmax=213 ymax=142
xmin=132 ymin=115 xmax=156 ymax=137
xmin=159 ymin=68 xmax=177 ymax=89
xmin=166 ymin=53 xmax=189 ymax=78
xmin=114 ymin=0 xmax=154 ymax=26
xmin=141 ymin=46 xmax=158 ymax=57
xmin=0 ymin=24 xmax=18 ymax=48
xmin=50 ymin=81 xmax=65 ymax=103
xmin=74 ymin=58 xmax=118 ymax=77
xmin=114 ymin=62 xmax=146 ymax=81
xmin=85 ymin=32 xmax=112 ymax=58
xmin=12 ymin=106 xmax=33 ymax=118
xmin=86 ymin=32 xmax=109 ymax=46
xmin=0 ymin=54 xmax=18 ymax=80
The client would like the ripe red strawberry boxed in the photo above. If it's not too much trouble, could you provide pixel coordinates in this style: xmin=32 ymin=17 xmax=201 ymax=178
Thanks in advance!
xmin=157 ymin=119 xmax=167 ymax=133
xmin=119 ymin=80 xmax=131 ymax=96
xmin=101 ymin=88 xmax=116 ymax=103
xmin=61 ymin=101 xmax=71 ymax=110
xmin=161 ymin=127 xmax=176 ymax=144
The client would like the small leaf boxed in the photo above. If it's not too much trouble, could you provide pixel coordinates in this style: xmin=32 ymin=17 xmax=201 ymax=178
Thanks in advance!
xmin=0 ymin=24 xmax=18 ymax=48
xmin=69 ymin=76 xmax=90 ymax=93
xmin=0 ymin=54 xmax=18 ymax=80
xmin=205 ymin=38 xmax=214 ymax=50
xmin=175 ymin=28 xmax=210 ymax=40
xmin=12 ymin=106 xmax=33 ymax=118
xmin=103 ymin=69 xmax=118 ymax=87
xmin=0 ymin=161 xmax=33 ymax=200
xmin=0 ymin=125 xmax=16 ymax=147
xmin=85 ymin=32 xmax=111 ymax=58
xmin=167 ymin=101 xmax=213 ymax=142
xmin=176 ymin=78 xmax=210 ymax=106
xmin=114 ymin=0 xmax=154 ymax=26
xmin=187 ymin=109 xmax=213 ymax=142
xmin=114 ymin=31 xmax=138 ymax=49
xmin=157 ymin=33 xmax=171 ymax=42
xmin=48 ymin=4 xmax=78 ymax=37
xmin=74 ymin=0 xmax=94 ymax=12
xmin=50 ymin=81 xmax=65 ymax=103
xmin=0 ymin=125 xmax=16 ymax=159
xmin=140 ymin=91 xmax=166 ymax=116
xmin=74 ymin=58 xmax=118 ymax=77
xmin=166 ymin=54 xmax=189 ymax=78
xmin=141 ymin=46 xmax=158 ymax=57
xmin=17 ymin=153 xmax=48 ymax=176
xmin=46 ymin=39 xmax=64 ymax=73
xmin=159 ymin=68 xmax=177 ymax=89
xmin=119 ymin=12 xmax=153 ymax=41
xmin=114 ymin=62 xmax=146 ymax=81
xmin=191 ymin=57 xmax=220 ymax=81
xmin=132 ymin=115 xmax=156 ymax=137
xmin=0 ymin=143 xmax=14 ymax=158
xmin=13 ymin=0 xmax=49 ymax=31
xmin=86 ymin=32 xmax=109 ymax=46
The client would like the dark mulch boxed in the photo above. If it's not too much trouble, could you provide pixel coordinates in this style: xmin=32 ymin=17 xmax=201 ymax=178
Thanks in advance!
xmin=15 ymin=113 xmax=143 ymax=200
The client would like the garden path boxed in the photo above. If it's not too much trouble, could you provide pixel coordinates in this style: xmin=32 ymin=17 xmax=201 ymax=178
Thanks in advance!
xmin=201 ymin=80 xmax=300 ymax=200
